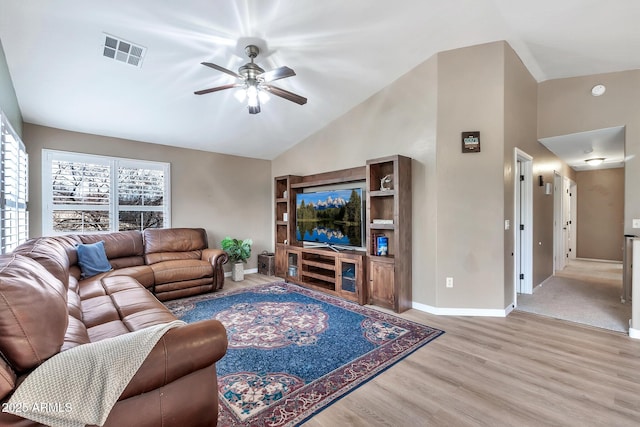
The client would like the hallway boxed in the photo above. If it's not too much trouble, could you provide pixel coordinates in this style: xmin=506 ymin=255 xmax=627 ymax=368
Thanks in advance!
xmin=516 ymin=259 xmax=631 ymax=332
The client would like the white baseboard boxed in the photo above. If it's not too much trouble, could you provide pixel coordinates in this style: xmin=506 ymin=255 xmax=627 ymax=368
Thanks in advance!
xmin=412 ymin=301 xmax=513 ymax=317
xmin=629 ymin=327 xmax=640 ymax=339
xmin=224 ymin=267 xmax=258 ymax=278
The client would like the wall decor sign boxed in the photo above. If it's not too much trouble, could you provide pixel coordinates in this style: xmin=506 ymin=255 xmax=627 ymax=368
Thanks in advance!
xmin=461 ymin=131 xmax=481 ymax=153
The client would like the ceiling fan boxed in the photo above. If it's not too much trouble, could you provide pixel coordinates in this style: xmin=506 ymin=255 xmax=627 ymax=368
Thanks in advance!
xmin=194 ymin=45 xmax=307 ymax=114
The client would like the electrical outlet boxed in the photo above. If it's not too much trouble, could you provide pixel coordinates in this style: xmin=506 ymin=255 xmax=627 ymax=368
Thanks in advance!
xmin=446 ymin=277 xmax=454 ymax=288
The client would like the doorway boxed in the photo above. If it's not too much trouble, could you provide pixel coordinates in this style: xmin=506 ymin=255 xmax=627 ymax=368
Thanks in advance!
xmin=523 ymin=127 xmax=628 ymax=332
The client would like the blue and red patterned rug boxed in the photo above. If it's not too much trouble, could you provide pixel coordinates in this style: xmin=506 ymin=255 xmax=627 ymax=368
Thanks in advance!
xmin=164 ymin=282 xmax=444 ymax=426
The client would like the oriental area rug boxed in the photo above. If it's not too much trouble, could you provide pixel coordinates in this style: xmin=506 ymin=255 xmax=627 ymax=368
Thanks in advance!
xmin=164 ymin=282 xmax=444 ymax=426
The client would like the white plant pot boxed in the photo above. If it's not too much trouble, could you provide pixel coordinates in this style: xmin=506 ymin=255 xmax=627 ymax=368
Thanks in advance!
xmin=231 ymin=262 xmax=244 ymax=282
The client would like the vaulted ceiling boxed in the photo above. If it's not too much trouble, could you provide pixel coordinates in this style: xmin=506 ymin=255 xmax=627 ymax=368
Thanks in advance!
xmin=1 ymin=0 xmax=639 ymax=159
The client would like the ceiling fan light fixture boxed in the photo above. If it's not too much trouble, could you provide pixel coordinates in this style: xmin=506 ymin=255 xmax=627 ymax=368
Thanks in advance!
xmin=585 ymin=157 xmax=605 ymax=166
xmin=234 ymin=88 xmax=247 ymax=103
xmin=246 ymin=85 xmax=259 ymax=107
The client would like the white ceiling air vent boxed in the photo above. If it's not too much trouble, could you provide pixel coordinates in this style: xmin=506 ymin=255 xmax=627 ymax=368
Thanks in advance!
xmin=102 ymin=33 xmax=146 ymax=68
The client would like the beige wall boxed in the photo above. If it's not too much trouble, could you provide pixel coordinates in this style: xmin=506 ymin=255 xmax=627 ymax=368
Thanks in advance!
xmin=22 ymin=124 xmax=272 ymax=269
xmin=435 ymin=42 xmax=506 ymax=309
xmin=503 ymin=44 xmax=534 ymax=306
xmin=503 ymin=46 xmax=576 ymax=296
xmin=538 ymin=70 xmax=640 ymax=235
xmin=0 ymin=39 xmax=22 ymax=136
xmin=575 ymin=168 xmax=624 ymax=261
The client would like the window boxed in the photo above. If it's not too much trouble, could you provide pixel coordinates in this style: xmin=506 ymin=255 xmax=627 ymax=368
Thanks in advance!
xmin=43 ymin=150 xmax=170 ymax=235
xmin=1 ymin=112 xmax=29 ymax=254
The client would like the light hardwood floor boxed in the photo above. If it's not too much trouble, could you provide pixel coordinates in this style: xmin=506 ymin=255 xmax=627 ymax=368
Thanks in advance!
xmin=222 ymin=274 xmax=640 ymax=427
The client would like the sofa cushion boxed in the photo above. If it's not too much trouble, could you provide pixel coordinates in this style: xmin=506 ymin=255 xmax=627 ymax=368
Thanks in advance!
xmin=107 ymin=265 xmax=155 ymax=289
xmin=0 ymin=254 xmax=68 ymax=372
xmin=78 ymin=265 xmax=155 ymax=301
xmin=150 ymin=259 xmax=213 ymax=285
xmin=77 ymin=241 xmax=113 ymax=278
xmin=13 ymin=236 xmax=78 ymax=289
xmin=144 ymin=228 xmax=207 ymax=265
xmin=80 ymin=231 xmax=145 ymax=270
xmin=62 ymin=315 xmax=91 ymax=351
xmin=80 ymin=230 xmax=144 ymax=259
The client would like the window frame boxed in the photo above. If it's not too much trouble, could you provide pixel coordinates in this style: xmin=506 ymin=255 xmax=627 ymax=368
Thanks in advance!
xmin=42 ymin=149 xmax=171 ymax=235
xmin=1 ymin=111 xmax=29 ymax=254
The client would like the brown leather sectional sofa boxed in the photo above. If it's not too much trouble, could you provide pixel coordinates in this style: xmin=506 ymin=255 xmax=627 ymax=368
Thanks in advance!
xmin=0 ymin=228 xmax=229 ymax=426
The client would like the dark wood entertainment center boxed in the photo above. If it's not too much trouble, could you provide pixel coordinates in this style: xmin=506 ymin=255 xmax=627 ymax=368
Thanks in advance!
xmin=274 ymin=155 xmax=412 ymax=312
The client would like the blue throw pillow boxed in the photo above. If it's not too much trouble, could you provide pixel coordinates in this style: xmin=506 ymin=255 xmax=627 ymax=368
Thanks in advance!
xmin=76 ymin=241 xmax=112 ymax=278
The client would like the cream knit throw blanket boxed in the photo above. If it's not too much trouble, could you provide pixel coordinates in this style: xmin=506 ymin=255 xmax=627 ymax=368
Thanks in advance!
xmin=4 ymin=320 xmax=185 ymax=427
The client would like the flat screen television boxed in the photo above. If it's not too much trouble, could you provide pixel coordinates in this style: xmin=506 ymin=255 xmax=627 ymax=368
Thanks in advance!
xmin=296 ymin=187 xmax=364 ymax=249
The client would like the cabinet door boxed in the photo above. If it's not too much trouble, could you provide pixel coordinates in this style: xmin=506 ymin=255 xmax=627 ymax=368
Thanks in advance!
xmin=337 ymin=257 xmax=363 ymax=304
xmin=368 ymin=259 xmax=395 ymax=310
xmin=275 ymin=246 xmax=288 ymax=277
xmin=286 ymin=250 xmax=301 ymax=282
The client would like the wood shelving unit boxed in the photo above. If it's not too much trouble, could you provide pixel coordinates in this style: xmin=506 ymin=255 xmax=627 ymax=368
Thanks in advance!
xmin=274 ymin=175 xmax=301 ymax=276
xmin=273 ymin=157 xmax=411 ymax=311
xmin=366 ymin=155 xmax=412 ymax=312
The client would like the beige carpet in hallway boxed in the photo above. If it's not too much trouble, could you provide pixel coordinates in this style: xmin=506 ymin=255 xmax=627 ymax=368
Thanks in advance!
xmin=516 ymin=259 xmax=631 ymax=332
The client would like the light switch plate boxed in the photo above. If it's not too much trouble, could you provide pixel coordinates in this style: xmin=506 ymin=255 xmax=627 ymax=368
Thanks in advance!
xmin=634 ymin=219 xmax=640 ymax=229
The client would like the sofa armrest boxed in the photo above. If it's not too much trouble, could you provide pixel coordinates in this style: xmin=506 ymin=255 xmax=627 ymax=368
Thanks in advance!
xmin=202 ymin=248 xmax=228 ymax=291
xmin=119 ymin=319 xmax=228 ymax=400
xmin=201 ymin=248 xmax=228 ymax=266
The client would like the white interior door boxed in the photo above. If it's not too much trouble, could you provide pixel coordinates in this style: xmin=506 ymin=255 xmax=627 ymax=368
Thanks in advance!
xmin=569 ymin=180 xmax=577 ymax=260
xmin=562 ymin=177 xmax=574 ymax=262
xmin=554 ymin=172 xmax=564 ymax=271
xmin=514 ymin=149 xmax=533 ymax=297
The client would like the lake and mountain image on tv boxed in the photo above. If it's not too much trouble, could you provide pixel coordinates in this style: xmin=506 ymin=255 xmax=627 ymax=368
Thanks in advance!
xmin=296 ymin=188 xmax=363 ymax=247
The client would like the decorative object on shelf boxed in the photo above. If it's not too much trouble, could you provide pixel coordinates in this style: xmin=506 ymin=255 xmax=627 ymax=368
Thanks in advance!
xmin=283 ymin=190 xmax=288 ymax=198
xmin=372 ymin=219 xmax=393 ymax=225
xmin=221 ymin=237 xmax=253 ymax=281
xmin=283 ymin=212 xmax=288 ymax=222
xmin=380 ymin=174 xmax=393 ymax=191
xmin=288 ymin=265 xmax=298 ymax=277
xmin=461 ymin=131 xmax=481 ymax=153
xmin=376 ymin=235 xmax=388 ymax=256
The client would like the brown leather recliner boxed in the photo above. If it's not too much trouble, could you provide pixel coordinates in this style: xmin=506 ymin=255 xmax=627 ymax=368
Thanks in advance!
xmin=143 ymin=227 xmax=227 ymax=301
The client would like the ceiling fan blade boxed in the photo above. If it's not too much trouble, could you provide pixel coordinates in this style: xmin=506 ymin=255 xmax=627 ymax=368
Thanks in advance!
xmin=201 ymin=62 xmax=242 ymax=79
xmin=194 ymin=83 xmax=240 ymax=95
xmin=264 ymin=85 xmax=307 ymax=105
xmin=259 ymin=66 xmax=296 ymax=83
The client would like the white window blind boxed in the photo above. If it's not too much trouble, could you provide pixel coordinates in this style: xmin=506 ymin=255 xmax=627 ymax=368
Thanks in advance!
xmin=118 ymin=163 xmax=166 ymax=231
xmin=43 ymin=150 xmax=170 ymax=234
xmin=1 ymin=112 xmax=29 ymax=254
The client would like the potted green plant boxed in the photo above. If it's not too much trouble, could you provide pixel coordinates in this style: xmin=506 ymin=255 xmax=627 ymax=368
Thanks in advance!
xmin=221 ymin=237 xmax=253 ymax=281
